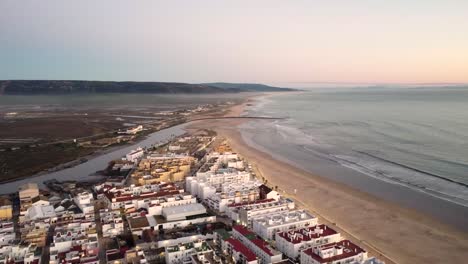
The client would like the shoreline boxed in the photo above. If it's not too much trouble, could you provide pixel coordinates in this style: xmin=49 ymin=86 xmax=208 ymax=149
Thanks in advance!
xmin=0 ymin=122 xmax=184 ymax=186
xmin=188 ymin=96 xmax=468 ymax=264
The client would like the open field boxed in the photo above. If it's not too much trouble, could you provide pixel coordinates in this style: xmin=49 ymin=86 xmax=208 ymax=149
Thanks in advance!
xmin=0 ymin=93 xmax=248 ymax=182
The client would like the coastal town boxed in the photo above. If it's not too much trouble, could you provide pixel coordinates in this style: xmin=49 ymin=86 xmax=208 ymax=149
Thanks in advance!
xmin=0 ymin=129 xmax=385 ymax=264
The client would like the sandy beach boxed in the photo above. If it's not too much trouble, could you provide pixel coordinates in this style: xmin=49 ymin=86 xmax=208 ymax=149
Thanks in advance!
xmin=188 ymin=96 xmax=468 ymax=264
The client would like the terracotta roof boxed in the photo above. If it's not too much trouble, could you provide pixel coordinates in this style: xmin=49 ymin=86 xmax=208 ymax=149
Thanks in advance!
xmin=251 ymin=238 xmax=275 ymax=256
xmin=226 ymin=238 xmax=257 ymax=261
xmin=233 ymin=225 xmax=255 ymax=236
xmin=302 ymin=240 xmax=365 ymax=263
xmin=233 ymin=225 xmax=277 ymax=256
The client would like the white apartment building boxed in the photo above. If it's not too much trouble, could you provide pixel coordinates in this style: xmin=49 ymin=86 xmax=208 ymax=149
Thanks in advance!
xmin=300 ymin=240 xmax=368 ymax=264
xmin=232 ymin=225 xmax=283 ymax=264
xmin=205 ymin=182 xmax=260 ymax=213
xmin=225 ymin=198 xmax=295 ymax=225
xmin=225 ymin=238 xmax=259 ymax=264
xmin=100 ymin=209 xmax=124 ymax=238
xmin=50 ymin=226 xmax=98 ymax=254
xmin=252 ymin=210 xmax=317 ymax=241
xmin=73 ymin=192 xmax=94 ymax=215
xmin=275 ymin=224 xmax=341 ymax=259
xmin=147 ymin=194 xmax=197 ymax=216
xmin=126 ymin=147 xmax=145 ymax=162
xmin=197 ymin=152 xmax=242 ymax=176
xmin=186 ymin=170 xmax=251 ymax=200
xmin=165 ymin=240 xmax=212 ymax=264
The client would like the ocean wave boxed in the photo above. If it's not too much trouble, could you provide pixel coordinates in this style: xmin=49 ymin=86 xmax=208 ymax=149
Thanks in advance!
xmin=273 ymin=123 xmax=320 ymax=146
xmin=329 ymin=152 xmax=468 ymax=207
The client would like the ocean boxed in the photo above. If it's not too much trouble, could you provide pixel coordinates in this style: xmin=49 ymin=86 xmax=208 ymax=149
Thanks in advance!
xmin=241 ymin=86 xmax=468 ymax=228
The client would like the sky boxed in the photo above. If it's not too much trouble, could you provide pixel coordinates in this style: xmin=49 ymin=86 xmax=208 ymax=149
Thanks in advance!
xmin=1 ymin=0 xmax=467 ymax=84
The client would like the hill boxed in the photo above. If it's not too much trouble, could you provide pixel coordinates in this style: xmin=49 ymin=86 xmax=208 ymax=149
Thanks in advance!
xmin=0 ymin=80 xmax=235 ymax=95
xmin=203 ymin=82 xmax=296 ymax=92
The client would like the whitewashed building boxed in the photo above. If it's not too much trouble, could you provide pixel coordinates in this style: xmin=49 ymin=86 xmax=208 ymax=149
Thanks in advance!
xmin=300 ymin=240 xmax=368 ymax=264
xmin=251 ymin=210 xmax=317 ymax=241
xmin=275 ymin=224 xmax=341 ymax=259
xmin=165 ymin=240 xmax=212 ymax=264
xmin=232 ymin=225 xmax=283 ymax=264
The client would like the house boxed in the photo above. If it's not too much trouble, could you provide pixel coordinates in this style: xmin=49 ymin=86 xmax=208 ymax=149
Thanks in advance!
xmin=0 ymin=196 xmax=13 ymax=220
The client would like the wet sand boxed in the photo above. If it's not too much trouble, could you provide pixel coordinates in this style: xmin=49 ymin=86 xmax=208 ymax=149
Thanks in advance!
xmin=188 ymin=98 xmax=468 ymax=264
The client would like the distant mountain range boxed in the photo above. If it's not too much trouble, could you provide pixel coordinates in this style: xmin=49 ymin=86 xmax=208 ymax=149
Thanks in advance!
xmin=0 ymin=80 xmax=294 ymax=95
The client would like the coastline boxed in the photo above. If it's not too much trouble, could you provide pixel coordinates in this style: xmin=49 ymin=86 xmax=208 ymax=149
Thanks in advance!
xmin=188 ymin=95 xmax=468 ymax=264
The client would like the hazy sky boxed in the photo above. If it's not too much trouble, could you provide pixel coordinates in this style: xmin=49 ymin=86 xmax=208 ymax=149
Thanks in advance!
xmin=1 ymin=0 xmax=467 ymax=84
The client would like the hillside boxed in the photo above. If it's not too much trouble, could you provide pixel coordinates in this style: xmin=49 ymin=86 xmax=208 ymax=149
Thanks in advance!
xmin=203 ymin=82 xmax=296 ymax=92
xmin=0 ymin=80 xmax=235 ymax=95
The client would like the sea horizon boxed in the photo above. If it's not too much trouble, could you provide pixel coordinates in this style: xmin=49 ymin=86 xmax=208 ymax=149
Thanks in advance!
xmin=240 ymin=86 xmax=468 ymax=230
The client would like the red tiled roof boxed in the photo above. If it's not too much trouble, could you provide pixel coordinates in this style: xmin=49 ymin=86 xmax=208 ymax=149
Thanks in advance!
xmin=226 ymin=238 xmax=257 ymax=261
xmin=251 ymin=238 xmax=275 ymax=256
xmin=233 ymin=225 xmax=255 ymax=236
xmin=233 ymin=225 xmax=276 ymax=256
xmin=302 ymin=240 xmax=365 ymax=263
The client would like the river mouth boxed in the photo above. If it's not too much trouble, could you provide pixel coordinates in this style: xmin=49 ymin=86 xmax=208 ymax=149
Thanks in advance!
xmin=0 ymin=123 xmax=188 ymax=195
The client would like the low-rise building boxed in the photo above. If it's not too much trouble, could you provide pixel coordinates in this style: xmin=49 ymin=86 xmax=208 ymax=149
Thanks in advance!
xmin=252 ymin=210 xmax=317 ymax=241
xmin=275 ymin=224 xmax=341 ymax=259
xmin=300 ymin=240 xmax=368 ymax=264
xmin=228 ymin=198 xmax=295 ymax=226
xmin=19 ymin=183 xmax=39 ymax=201
xmin=258 ymin=185 xmax=280 ymax=201
xmin=162 ymin=203 xmax=207 ymax=222
xmin=186 ymin=170 xmax=251 ymax=200
xmin=0 ymin=197 xmax=13 ymax=220
xmin=19 ymin=183 xmax=40 ymax=216
xmin=232 ymin=225 xmax=283 ymax=264
xmin=50 ymin=226 xmax=98 ymax=254
xmin=205 ymin=181 xmax=261 ymax=213
xmin=128 ymin=212 xmax=216 ymax=237
xmin=0 ymin=244 xmax=42 ymax=264
xmin=100 ymin=209 xmax=124 ymax=238
xmin=165 ymin=240 xmax=212 ymax=264
xmin=50 ymin=242 xmax=99 ymax=264
xmin=73 ymin=191 xmax=94 ymax=215
xmin=225 ymin=238 xmax=259 ymax=264
xmin=126 ymin=147 xmax=145 ymax=163
xmin=100 ymin=183 xmax=183 ymax=211
xmin=0 ymin=221 xmax=15 ymax=246
xmin=26 ymin=205 xmax=56 ymax=221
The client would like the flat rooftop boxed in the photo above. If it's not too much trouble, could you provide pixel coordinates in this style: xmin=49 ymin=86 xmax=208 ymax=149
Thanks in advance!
xmin=302 ymin=240 xmax=365 ymax=263
xmin=277 ymin=224 xmax=338 ymax=244
xmin=252 ymin=210 xmax=315 ymax=227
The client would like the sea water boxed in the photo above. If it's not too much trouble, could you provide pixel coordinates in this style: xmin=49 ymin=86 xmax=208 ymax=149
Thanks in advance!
xmin=241 ymin=86 xmax=468 ymax=228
